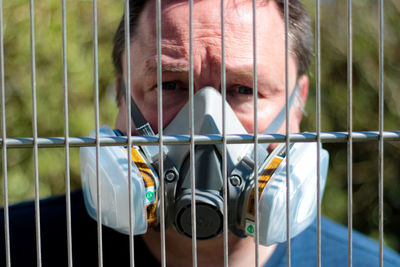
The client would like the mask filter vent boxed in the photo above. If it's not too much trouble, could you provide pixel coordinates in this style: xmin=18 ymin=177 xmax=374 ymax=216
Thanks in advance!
xmin=174 ymin=145 xmax=224 ymax=239
xmin=176 ymin=202 xmax=223 ymax=240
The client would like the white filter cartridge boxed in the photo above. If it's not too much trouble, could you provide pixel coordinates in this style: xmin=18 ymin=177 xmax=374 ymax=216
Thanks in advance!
xmin=80 ymin=125 xmax=149 ymax=235
xmin=256 ymin=143 xmax=329 ymax=246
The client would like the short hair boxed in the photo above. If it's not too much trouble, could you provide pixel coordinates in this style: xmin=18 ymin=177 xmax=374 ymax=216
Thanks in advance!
xmin=112 ymin=0 xmax=313 ymax=106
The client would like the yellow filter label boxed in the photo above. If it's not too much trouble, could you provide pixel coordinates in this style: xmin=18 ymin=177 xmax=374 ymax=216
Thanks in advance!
xmin=246 ymin=156 xmax=283 ymax=217
xmin=130 ymin=148 xmax=158 ymax=227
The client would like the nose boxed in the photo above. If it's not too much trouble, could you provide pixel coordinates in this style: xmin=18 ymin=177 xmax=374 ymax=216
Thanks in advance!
xmin=196 ymin=79 xmax=220 ymax=92
xmin=195 ymin=54 xmax=222 ymax=92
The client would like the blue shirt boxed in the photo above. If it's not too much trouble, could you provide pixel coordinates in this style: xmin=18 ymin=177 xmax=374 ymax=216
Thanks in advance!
xmin=267 ymin=218 xmax=400 ymax=267
xmin=1 ymin=191 xmax=400 ymax=266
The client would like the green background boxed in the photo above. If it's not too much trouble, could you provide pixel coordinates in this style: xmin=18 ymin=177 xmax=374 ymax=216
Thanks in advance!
xmin=1 ymin=0 xmax=399 ymax=252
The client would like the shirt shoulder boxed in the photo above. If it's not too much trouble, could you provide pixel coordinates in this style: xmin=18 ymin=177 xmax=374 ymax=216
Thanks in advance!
xmin=0 ymin=191 xmax=158 ymax=267
xmin=267 ymin=217 xmax=400 ymax=267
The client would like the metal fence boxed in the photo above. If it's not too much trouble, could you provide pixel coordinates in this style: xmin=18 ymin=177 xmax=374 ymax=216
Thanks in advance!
xmin=1 ymin=0 xmax=400 ymax=267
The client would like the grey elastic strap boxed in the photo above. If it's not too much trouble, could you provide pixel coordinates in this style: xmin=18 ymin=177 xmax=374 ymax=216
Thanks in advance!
xmin=264 ymin=83 xmax=299 ymax=134
xmin=120 ymin=79 xmax=162 ymax=162
xmin=120 ymin=78 xmax=155 ymax=136
xmin=250 ymin=83 xmax=299 ymax=165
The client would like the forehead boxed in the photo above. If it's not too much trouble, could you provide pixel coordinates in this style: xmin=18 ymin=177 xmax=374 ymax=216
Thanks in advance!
xmin=129 ymin=0 xmax=291 ymax=86
xmin=142 ymin=0 xmax=260 ymax=33
xmin=136 ymin=0 xmax=284 ymax=50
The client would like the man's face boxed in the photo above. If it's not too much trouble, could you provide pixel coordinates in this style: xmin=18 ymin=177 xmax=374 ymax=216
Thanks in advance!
xmin=116 ymin=0 xmax=308 ymax=134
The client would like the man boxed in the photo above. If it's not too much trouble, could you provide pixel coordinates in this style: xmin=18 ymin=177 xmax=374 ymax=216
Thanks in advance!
xmin=109 ymin=0 xmax=400 ymax=266
xmin=113 ymin=0 xmax=308 ymax=266
xmin=1 ymin=0 xmax=400 ymax=266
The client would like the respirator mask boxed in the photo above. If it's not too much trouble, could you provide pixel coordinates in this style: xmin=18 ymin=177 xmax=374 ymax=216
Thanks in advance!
xmin=80 ymin=86 xmax=329 ymax=246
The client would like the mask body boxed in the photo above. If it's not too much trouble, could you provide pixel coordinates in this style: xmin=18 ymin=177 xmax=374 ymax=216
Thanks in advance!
xmin=80 ymin=87 xmax=329 ymax=245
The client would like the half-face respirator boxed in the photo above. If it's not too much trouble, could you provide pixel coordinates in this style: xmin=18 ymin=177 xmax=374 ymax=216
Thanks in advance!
xmin=80 ymin=87 xmax=329 ymax=246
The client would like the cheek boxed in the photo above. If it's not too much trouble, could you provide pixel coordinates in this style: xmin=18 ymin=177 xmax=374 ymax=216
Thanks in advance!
xmin=267 ymin=143 xmax=278 ymax=153
xmin=161 ymin=102 xmax=187 ymax=129
xmin=237 ymin=114 xmax=254 ymax=133
xmin=233 ymin=100 xmax=281 ymax=134
xmin=237 ymin=114 xmax=275 ymax=134
xmin=137 ymin=91 xmax=187 ymax=132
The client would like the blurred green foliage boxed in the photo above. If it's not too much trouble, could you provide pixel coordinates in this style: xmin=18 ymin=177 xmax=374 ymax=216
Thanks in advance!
xmin=0 ymin=0 xmax=399 ymax=253
xmin=1 ymin=0 xmax=121 ymax=202
xmin=301 ymin=0 xmax=400 ymax=252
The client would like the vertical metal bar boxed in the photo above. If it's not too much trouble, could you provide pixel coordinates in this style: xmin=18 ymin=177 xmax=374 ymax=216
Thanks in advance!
xmin=61 ymin=0 xmax=73 ymax=266
xmin=155 ymin=0 xmax=166 ymax=266
xmin=346 ymin=0 xmax=353 ymax=266
xmin=92 ymin=0 xmax=103 ymax=266
xmin=0 ymin=1 xmax=11 ymax=266
xmin=284 ymin=0 xmax=291 ymax=266
xmin=251 ymin=0 xmax=259 ymax=266
xmin=124 ymin=0 xmax=135 ymax=266
xmin=29 ymin=1 xmax=42 ymax=265
xmin=315 ymin=0 xmax=322 ymax=266
xmin=378 ymin=0 xmax=384 ymax=266
xmin=188 ymin=0 xmax=198 ymax=266
xmin=220 ymin=0 xmax=229 ymax=266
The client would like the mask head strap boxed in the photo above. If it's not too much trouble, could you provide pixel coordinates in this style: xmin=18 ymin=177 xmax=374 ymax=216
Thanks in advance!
xmin=120 ymin=78 xmax=155 ymax=136
xmin=248 ymin=83 xmax=299 ymax=164
xmin=263 ymin=83 xmax=299 ymax=134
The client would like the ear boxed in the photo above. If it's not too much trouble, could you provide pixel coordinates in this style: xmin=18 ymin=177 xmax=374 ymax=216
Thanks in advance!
xmin=115 ymin=74 xmax=123 ymax=107
xmin=115 ymin=74 xmax=127 ymax=133
xmin=295 ymin=74 xmax=309 ymax=122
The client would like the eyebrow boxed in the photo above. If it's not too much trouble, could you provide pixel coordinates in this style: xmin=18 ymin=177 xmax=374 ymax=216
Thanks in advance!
xmin=228 ymin=68 xmax=255 ymax=81
xmin=145 ymin=61 xmax=190 ymax=75
xmin=225 ymin=65 xmax=261 ymax=85
xmin=225 ymin=62 xmax=286 ymax=91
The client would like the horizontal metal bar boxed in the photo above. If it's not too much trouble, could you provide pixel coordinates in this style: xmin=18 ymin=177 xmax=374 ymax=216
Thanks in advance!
xmin=0 ymin=131 xmax=399 ymax=148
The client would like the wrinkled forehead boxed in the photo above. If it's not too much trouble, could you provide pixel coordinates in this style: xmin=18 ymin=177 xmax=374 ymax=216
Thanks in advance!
xmin=124 ymin=0 xmax=291 ymax=89
xmin=130 ymin=0 xmax=285 ymax=64
xmin=136 ymin=0 xmax=275 ymax=41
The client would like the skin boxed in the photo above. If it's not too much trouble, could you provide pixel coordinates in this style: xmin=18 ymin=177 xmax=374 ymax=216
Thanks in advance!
xmin=116 ymin=0 xmax=309 ymax=266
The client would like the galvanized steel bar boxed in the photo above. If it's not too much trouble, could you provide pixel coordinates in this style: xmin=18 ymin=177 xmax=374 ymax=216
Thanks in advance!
xmin=220 ymin=0 xmax=229 ymax=266
xmin=284 ymin=0 xmax=291 ymax=266
xmin=315 ymin=0 xmax=322 ymax=266
xmin=1 ymin=131 xmax=400 ymax=148
xmin=155 ymin=0 xmax=166 ymax=266
xmin=0 ymin=1 xmax=10 ymax=266
xmin=0 ymin=1 xmax=399 ymax=266
xmin=124 ymin=0 xmax=135 ymax=266
xmin=188 ymin=0 xmax=198 ymax=266
xmin=29 ymin=0 xmax=42 ymax=265
xmin=252 ymin=0 xmax=260 ymax=266
xmin=378 ymin=0 xmax=384 ymax=266
xmin=346 ymin=0 xmax=353 ymax=266
xmin=92 ymin=0 xmax=103 ymax=266
xmin=61 ymin=0 xmax=73 ymax=265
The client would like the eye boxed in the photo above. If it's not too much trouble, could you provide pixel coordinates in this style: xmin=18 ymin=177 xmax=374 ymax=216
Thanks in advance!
xmin=162 ymin=81 xmax=182 ymax=91
xmin=226 ymin=85 xmax=254 ymax=104
xmin=236 ymin=85 xmax=253 ymax=95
